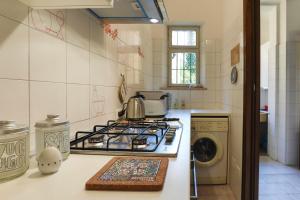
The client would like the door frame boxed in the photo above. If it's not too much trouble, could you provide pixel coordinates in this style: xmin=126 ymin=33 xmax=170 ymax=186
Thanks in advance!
xmin=242 ymin=0 xmax=260 ymax=200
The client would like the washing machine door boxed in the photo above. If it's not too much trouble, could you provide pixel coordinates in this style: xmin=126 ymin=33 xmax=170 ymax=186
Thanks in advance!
xmin=193 ymin=133 xmax=223 ymax=167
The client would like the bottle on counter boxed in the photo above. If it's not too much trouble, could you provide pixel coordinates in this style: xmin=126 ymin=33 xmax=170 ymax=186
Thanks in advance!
xmin=35 ymin=115 xmax=70 ymax=160
xmin=0 ymin=120 xmax=30 ymax=182
xmin=181 ymin=100 xmax=186 ymax=109
xmin=173 ymin=99 xmax=179 ymax=109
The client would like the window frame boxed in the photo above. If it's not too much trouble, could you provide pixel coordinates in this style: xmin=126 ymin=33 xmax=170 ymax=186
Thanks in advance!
xmin=167 ymin=26 xmax=200 ymax=88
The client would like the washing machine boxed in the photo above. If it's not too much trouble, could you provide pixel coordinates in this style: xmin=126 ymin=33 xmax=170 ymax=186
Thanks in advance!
xmin=191 ymin=116 xmax=229 ymax=185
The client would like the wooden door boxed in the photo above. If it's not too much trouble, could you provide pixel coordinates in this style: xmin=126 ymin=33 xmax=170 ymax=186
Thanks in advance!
xmin=242 ymin=0 xmax=261 ymax=200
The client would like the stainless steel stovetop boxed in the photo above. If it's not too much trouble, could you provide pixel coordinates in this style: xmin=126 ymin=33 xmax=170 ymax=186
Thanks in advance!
xmin=70 ymin=119 xmax=183 ymax=157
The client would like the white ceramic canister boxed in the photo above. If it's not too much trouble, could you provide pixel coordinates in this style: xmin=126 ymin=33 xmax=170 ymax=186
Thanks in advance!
xmin=35 ymin=115 xmax=70 ymax=160
xmin=0 ymin=121 xmax=30 ymax=182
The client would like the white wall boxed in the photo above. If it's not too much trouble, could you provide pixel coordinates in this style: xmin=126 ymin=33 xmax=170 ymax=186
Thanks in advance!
xmin=260 ymin=5 xmax=278 ymax=160
xmin=275 ymin=0 xmax=300 ymax=165
xmin=284 ymin=0 xmax=300 ymax=165
xmin=277 ymin=0 xmax=287 ymax=163
xmin=151 ymin=0 xmax=223 ymax=110
xmin=0 ymin=0 xmax=154 ymax=154
xmin=261 ymin=42 xmax=270 ymax=90
xmin=151 ymin=1 xmax=244 ymax=199
xmin=218 ymin=0 xmax=244 ymax=199
xmin=151 ymin=24 xmax=221 ymax=109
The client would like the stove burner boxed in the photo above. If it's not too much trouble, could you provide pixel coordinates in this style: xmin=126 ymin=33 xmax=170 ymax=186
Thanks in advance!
xmin=132 ymin=137 xmax=148 ymax=149
xmin=88 ymin=135 xmax=105 ymax=144
xmin=108 ymin=128 xmax=124 ymax=134
xmin=165 ymin=128 xmax=177 ymax=144
xmin=70 ymin=120 xmax=171 ymax=153
xmin=148 ymin=128 xmax=158 ymax=134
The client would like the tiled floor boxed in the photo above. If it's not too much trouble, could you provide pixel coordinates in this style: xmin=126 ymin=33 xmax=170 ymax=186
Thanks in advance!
xmin=198 ymin=185 xmax=236 ymax=200
xmin=195 ymin=156 xmax=300 ymax=200
xmin=259 ymin=156 xmax=300 ymax=200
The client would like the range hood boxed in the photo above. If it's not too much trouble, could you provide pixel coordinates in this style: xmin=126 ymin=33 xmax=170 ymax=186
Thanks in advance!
xmin=89 ymin=0 xmax=167 ymax=24
xmin=18 ymin=0 xmax=114 ymax=9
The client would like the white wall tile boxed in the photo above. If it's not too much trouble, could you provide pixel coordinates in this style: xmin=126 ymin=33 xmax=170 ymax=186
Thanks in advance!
xmin=205 ymin=53 xmax=216 ymax=65
xmin=90 ymin=85 xmax=105 ymax=118
xmin=0 ymin=0 xmax=28 ymax=24
xmin=103 ymin=86 xmax=121 ymax=115
xmin=153 ymin=39 xmax=163 ymax=52
xmin=0 ymin=16 xmax=28 ymax=79
xmin=153 ymin=52 xmax=162 ymax=65
xmin=69 ymin=119 xmax=90 ymax=139
xmin=29 ymin=9 xmax=66 ymax=41
xmin=206 ymin=65 xmax=217 ymax=78
xmin=0 ymin=5 xmax=154 ymax=156
xmin=90 ymin=18 xmax=106 ymax=57
xmin=205 ymin=40 xmax=216 ymax=53
xmin=67 ymin=84 xmax=89 ymax=123
xmin=30 ymin=81 xmax=66 ymax=129
xmin=66 ymin=10 xmax=89 ymax=50
xmin=30 ymin=29 xmax=66 ymax=82
xmin=67 ymin=44 xmax=89 ymax=84
xmin=0 ymin=79 xmax=29 ymax=125
xmin=105 ymin=60 xmax=119 ymax=86
xmin=89 ymin=115 xmax=110 ymax=128
xmin=90 ymin=53 xmax=107 ymax=86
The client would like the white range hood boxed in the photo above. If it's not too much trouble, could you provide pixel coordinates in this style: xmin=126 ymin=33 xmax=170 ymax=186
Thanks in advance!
xmin=18 ymin=0 xmax=168 ymax=24
xmin=18 ymin=0 xmax=114 ymax=9
xmin=89 ymin=0 xmax=167 ymax=24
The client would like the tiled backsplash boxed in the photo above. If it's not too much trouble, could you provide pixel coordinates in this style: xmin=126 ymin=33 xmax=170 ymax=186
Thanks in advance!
xmin=0 ymin=0 xmax=154 ymax=154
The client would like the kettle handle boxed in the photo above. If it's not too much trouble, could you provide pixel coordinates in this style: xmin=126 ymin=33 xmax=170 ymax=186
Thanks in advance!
xmin=118 ymin=103 xmax=128 ymax=118
xmin=160 ymin=94 xmax=169 ymax=100
xmin=132 ymin=94 xmax=145 ymax=99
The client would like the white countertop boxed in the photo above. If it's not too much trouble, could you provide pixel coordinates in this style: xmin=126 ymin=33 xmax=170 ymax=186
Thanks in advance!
xmin=0 ymin=109 xmax=230 ymax=200
xmin=190 ymin=109 xmax=231 ymax=116
xmin=0 ymin=110 xmax=192 ymax=200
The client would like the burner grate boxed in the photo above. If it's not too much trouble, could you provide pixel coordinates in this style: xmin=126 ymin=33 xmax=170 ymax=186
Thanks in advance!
xmin=70 ymin=120 xmax=170 ymax=153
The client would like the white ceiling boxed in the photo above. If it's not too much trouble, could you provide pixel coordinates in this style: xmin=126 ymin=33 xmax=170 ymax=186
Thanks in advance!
xmin=162 ymin=0 xmax=223 ymax=39
xmin=162 ymin=0 xmax=221 ymax=25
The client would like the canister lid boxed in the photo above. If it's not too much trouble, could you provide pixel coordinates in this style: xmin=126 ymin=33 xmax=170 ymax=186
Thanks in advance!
xmin=35 ymin=114 xmax=69 ymax=128
xmin=0 ymin=120 xmax=28 ymax=134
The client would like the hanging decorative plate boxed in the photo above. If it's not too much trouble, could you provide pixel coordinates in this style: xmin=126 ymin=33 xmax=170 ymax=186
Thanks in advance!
xmin=231 ymin=66 xmax=238 ymax=84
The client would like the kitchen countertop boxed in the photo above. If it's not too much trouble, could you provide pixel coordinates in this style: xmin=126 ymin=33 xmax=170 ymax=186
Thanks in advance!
xmin=190 ymin=109 xmax=231 ymax=116
xmin=0 ymin=110 xmax=192 ymax=200
xmin=0 ymin=109 xmax=230 ymax=200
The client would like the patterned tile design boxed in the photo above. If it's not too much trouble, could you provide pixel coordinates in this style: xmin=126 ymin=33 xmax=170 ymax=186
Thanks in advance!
xmin=99 ymin=159 xmax=161 ymax=182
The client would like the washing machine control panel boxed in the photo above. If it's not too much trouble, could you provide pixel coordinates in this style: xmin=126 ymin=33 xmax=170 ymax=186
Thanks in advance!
xmin=192 ymin=118 xmax=229 ymax=132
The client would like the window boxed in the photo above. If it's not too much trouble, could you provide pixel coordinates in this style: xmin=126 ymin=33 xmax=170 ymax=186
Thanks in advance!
xmin=168 ymin=26 xmax=200 ymax=87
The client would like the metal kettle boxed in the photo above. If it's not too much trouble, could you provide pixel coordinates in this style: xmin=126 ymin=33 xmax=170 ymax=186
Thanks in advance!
xmin=118 ymin=95 xmax=145 ymax=120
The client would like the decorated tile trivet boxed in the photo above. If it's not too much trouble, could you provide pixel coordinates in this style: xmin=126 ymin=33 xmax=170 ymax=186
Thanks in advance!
xmin=86 ymin=157 xmax=169 ymax=191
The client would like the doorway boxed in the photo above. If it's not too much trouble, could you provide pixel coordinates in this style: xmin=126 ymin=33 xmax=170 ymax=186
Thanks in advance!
xmin=258 ymin=1 xmax=300 ymax=199
xmin=243 ymin=0 xmax=300 ymax=200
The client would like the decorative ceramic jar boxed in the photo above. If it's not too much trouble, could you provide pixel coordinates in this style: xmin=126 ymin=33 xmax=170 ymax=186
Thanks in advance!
xmin=35 ymin=115 xmax=70 ymax=160
xmin=0 ymin=121 xmax=30 ymax=182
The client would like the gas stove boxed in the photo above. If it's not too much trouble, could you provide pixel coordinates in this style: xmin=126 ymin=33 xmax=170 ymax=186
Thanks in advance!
xmin=70 ymin=119 xmax=183 ymax=157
